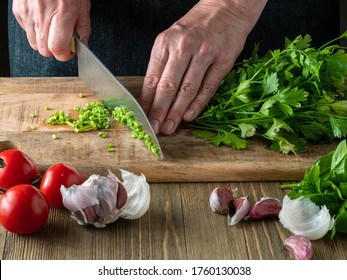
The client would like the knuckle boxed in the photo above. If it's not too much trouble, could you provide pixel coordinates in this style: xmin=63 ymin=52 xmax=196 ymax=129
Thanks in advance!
xmin=191 ymin=96 xmax=210 ymax=113
xmin=48 ymin=41 xmax=65 ymax=55
xmin=197 ymin=41 xmax=215 ymax=58
xmin=149 ymin=106 xmax=166 ymax=118
xmin=140 ymin=93 xmax=153 ymax=104
xmin=143 ymin=75 xmax=160 ymax=90
xmin=179 ymin=82 xmax=198 ymax=98
xmin=200 ymin=82 xmax=216 ymax=96
xmin=48 ymin=42 xmax=72 ymax=61
xmin=12 ymin=3 xmax=24 ymax=16
xmin=157 ymin=79 xmax=178 ymax=95
xmin=38 ymin=48 xmax=53 ymax=58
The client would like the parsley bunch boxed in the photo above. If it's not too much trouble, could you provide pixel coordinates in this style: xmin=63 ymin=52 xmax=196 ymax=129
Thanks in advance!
xmin=187 ymin=32 xmax=347 ymax=154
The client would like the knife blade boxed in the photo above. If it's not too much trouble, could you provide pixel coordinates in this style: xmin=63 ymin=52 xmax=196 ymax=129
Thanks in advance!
xmin=73 ymin=36 xmax=163 ymax=157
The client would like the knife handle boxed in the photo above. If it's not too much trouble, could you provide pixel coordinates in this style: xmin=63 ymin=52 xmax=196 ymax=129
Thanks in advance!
xmin=70 ymin=37 xmax=76 ymax=53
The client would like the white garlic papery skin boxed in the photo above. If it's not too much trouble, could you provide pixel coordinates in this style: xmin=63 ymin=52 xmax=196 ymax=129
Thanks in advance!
xmin=61 ymin=173 xmax=127 ymax=228
xmin=283 ymin=235 xmax=313 ymax=260
xmin=279 ymin=195 xmax=334 ymax=240
xmin=117 ymin=169 xmax=151 ymax=220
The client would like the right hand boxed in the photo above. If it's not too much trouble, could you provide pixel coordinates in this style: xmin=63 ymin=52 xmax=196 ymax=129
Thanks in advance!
xmin=12 ymin=0 xmax=91 ymax=61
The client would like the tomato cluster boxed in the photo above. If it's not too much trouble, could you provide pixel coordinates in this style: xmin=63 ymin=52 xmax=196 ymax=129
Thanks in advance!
xmin=0 ymin=149 xmax=83 ymax=234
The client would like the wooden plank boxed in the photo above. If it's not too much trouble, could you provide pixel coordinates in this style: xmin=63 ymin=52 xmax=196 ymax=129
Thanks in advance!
xmin=1 ymin=182 xmax=346 ymax=260
xmin=0 ymin=183 xmax=187 ymax=260
xmin=0 ymin=77 xmax=341 ymax=182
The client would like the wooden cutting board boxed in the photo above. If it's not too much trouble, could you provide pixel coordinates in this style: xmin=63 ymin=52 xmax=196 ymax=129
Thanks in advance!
xmin=0 ymin=77 xmax=340 ymax=182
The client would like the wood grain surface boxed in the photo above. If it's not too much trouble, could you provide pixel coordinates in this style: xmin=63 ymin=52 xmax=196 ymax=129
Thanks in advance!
xmin=1 ymin=181 xmax=346 ymax=260
xmin=0 ymin=77 xmax=341 ymax=182
xmin=0 ymin=77 xmax=346 ymax=260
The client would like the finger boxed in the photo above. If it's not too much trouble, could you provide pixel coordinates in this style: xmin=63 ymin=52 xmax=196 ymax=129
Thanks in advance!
xmin=140 ymin=44 xmax=168 ymax=115
xmin=35 ymin=18 xmax=53 ymax=57
xmin=25 ymin=18 xmax=38 ymax=51
xmin=48 ymin=14 xmax=76 ymax=61
xmin=183 ymin=63 xmax=228 ymax=122
xmin=12 ymin=3 xmax=26 ymax=31
xmin=75 ymin=1 xmax=91 ymax=43
xmin=160 ymin=57 xmax=211 ymax=135
xmin=147 ymin=50 xmax=191 ymax=133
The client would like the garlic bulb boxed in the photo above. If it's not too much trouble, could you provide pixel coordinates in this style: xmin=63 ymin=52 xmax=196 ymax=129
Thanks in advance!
xmin=60 ymin=169 xmax=150 ymax=227
xmin=279 ymin=195 xmax=334 ymax=240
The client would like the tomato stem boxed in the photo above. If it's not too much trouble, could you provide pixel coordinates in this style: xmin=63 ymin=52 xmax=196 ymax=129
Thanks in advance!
xmin=0 ymin=158 xmax=5 ymax=168
xmin=0 ymin=187 xmax=7 ymax=197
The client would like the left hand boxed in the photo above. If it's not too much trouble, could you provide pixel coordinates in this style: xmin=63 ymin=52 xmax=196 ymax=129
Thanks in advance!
xmin=140 ymin=0 xmax=267 ymax=135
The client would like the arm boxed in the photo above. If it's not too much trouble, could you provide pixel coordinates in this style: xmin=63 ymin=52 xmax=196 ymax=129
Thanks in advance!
xmin=140 ymin=0 xmax=268 ymax=135
xmin=12 ymin=0 xmax=91 ymax=61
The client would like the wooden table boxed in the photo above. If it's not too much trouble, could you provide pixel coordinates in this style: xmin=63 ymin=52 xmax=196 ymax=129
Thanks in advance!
xmin=0 ymin=77 xmax=346 ymax=260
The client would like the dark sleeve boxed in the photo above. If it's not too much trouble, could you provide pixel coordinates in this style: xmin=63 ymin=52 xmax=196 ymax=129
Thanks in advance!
xmin=241 ymin=0 xmax=340 ymax=59
xmin=8 ymin=0 xmax=340 ymax=77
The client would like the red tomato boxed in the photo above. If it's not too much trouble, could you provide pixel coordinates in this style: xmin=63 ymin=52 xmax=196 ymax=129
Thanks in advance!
xmin=0 ymin=149 xmax=40 ymax=190
xmin=0 ymin=184 xmax=49 ymax=234
xmin=40 ymin=163 xmax=84 ymax=208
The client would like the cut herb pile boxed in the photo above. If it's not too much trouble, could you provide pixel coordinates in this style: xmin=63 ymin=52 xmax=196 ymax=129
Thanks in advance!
xmin=112 ymin=106 xmax=161 ymax=157
xmin=46 ymin=102 xmax=110 ymax=132
xmin=46 ymin=102 xmax=161 ymax=157
xmin=186 ymin=32 xmax=347 ymax=154
xmin=281 ymin=139 xmax=347 ymax=239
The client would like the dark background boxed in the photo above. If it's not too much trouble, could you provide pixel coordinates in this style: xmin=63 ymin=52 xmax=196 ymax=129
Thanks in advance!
xmin=1 ymin=0 xmax=346 ymax=77
xmin=0 ymin=0 xmax=9 ymax=76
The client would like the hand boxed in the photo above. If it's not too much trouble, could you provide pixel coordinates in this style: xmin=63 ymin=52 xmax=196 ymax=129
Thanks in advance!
xmin=12 ymin=0 xmax=91 ymax=61
xmin=140 ymin=0 xmax=267 ymax=135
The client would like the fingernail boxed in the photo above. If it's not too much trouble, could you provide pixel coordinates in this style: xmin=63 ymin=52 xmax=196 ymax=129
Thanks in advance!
xmin=161 ymin=119 xmax=175 ymax=134
xmin=184 ymin=109 xmax=196 ymax=121
xmin=150 ymin=119 xmax=160 ymax=134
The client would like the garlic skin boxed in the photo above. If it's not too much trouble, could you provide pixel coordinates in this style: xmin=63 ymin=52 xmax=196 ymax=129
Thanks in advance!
xmin=245 ymin=197 xmax=282 ymax=220
xmin=209 ymin=187 xmax=234 ymax=215
xmin=279 ymin=195 xmax=334 ymax=240
xmin=116 ymin=169 xmax=151 ymax=220
xmin=283 ymin=235 xmax=313 ymax=260
xmin=61 ymin=169 xmax=151 ymax=227
xmin=61 ymin=172 xmax=127 ymax=228
xmin=228 ymin=196 xmax=251 ymax=226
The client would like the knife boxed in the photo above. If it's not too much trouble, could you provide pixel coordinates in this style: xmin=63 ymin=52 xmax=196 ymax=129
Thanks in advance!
xmin=72 ymin=36 xmax=163 ymax=157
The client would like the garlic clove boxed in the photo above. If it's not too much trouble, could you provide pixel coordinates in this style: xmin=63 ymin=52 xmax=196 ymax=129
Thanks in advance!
xmin=228 ymin=196 xmax=251 ymax=226
xmin=71 ymin=206 xmax=98 ymax=226
xmin=119 ymin=169 xmax=151 ymax=220
xmin=279 ymin=195 xmax=333 ymax=240
xmin=209 ymin=187 xmax=234 ymax=215
xmin=283 ymin=235 xmax=313 ymax=260
xmin=245 ymin=197 xmax=282 ymax=220
xmin=60 ymin=180 xmax=99 ymax=212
